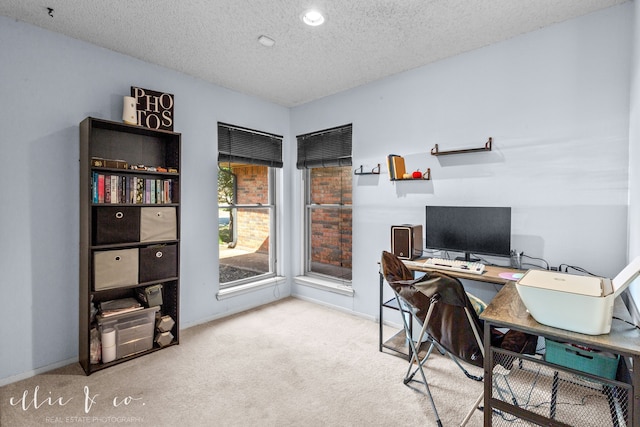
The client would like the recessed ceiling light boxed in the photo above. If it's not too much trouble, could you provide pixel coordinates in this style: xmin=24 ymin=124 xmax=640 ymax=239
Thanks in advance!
xmin=302 ymin=9 xmax=325 ymax=26
xmin=258 ymin=35 xmax=276 ymax=47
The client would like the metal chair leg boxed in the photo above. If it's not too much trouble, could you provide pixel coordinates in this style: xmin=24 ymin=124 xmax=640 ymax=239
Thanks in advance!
xmin=460 ymin=392 xmax=483 ymax=427
xmin=395 ymin=294 xmax=443 ymax=426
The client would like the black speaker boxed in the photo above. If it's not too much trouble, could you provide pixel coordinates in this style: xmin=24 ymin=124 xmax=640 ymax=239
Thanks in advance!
xmin=391 ymin=225 xmax=423 ymax=260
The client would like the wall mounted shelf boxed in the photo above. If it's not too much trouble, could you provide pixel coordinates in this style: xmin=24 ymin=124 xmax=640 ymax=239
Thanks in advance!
xmin=390 ymin=168 xmax=431 ymax=181
xmin=354 ymin=164 xmax=381 ymax=175
xmin=431 ymin=137 xmax=492 ymax=156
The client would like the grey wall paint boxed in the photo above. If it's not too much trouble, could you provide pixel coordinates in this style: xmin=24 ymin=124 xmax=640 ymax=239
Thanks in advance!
xmin=0 ymin=16 xmax=291 ymax=382
xmin=290 ymin=4 xmax=633 ymax=318
xmin=627 ymin=0 xmax=640 ymax=307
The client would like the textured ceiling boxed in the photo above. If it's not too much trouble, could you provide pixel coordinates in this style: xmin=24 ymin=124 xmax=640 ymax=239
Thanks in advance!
xmin=0 ymin=0 xmax=628 ymax=107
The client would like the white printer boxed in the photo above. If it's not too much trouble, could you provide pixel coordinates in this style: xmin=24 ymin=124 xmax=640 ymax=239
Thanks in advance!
xmin=515 ymin=257 xmax=640 ymax=335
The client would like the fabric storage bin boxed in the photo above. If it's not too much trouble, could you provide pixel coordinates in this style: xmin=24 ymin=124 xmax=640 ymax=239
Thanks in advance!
xmin=545 ymin=339 xmax=619 ymax=380
xmin=93 ymin=206 xmax=140 ymax=245
xmin=139 ymin=244 xmax=177 ymax=283
xmin=140 ymin=207 xmax=177 ymax=242
xmin=93 ymin=248 xmax=139 ymax=290
xmin=97 ymin=307 xmax=158 ymax=361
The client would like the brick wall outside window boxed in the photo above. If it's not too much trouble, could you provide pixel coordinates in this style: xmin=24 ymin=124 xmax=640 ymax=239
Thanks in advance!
xmin=232 ymin=165 xmax=269 ymax=252
xmin=310 ymin=166 xmax=352 ymax=269
xmin=222 ymin=164 xmax=352 ymax=269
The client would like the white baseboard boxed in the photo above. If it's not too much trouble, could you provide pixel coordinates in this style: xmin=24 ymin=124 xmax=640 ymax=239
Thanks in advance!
xmin=0 ymin=357 xmax=77 ymax=387
xmin=291 ymin=294 xmax=377 ymax=323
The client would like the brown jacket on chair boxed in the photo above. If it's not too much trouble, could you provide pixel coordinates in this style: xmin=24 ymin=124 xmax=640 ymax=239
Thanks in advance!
xmin=381 ymin=251 xmax=536 ymax=368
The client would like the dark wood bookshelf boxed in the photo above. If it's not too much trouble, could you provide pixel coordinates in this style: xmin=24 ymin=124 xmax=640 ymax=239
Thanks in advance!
xmin=79 ymin=117 xmax=181 ymax=375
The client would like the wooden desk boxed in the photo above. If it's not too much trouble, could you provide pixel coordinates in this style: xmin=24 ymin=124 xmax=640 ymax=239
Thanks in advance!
xmin=405 ymin=261 xmax=525 ymax=285
xmin=481 ymin=283 xmax=640 ymax=426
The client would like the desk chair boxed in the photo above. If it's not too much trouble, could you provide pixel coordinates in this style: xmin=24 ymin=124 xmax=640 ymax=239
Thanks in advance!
xmin=380 ymin=251 xmax=537 ymax=426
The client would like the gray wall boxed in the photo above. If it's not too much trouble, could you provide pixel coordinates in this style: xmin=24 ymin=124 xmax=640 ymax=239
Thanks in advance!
xmin=290 ymin=4 xmax=633 ymax=318
xmin=1 ymin=2 xmax=637 ymax=383
xmin=628 ymin=0 xmax=640 ymax=307
xmin=0 ymin=16 xmax=291 ymax=383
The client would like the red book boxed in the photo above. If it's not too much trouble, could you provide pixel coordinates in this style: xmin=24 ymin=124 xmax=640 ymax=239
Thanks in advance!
xmin=164 ymin=180 xmax=169 ymax=204
xmin=98 ymin=174 xmax=105 ymax=203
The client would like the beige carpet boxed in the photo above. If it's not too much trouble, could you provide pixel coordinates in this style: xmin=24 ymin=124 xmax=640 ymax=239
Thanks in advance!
xmin=0 ymin=297 xmax=485 ymax=426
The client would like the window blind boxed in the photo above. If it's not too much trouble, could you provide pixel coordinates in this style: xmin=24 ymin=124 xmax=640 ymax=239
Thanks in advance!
xmin=218 ymin=122 xmax=283 ymax=168
xmin=296 ymin=124 xmax=352 ymax=169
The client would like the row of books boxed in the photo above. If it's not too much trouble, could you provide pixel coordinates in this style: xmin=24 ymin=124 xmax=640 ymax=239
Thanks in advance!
xmin=92 ymin=172 xmax=175 ymax=204
xmin=386 ymin=154 xmax=406 ymax=180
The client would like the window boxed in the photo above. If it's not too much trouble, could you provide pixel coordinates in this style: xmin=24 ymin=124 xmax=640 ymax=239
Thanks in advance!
xmin=297 ymin=124 xmax=353 ymax=282
xmin=218 ymin=123 xmax=282 ymax=289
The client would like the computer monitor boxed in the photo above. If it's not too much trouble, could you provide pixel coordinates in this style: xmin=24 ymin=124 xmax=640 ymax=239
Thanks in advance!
xmin=425 ymin=206 xmax=511 ymax=262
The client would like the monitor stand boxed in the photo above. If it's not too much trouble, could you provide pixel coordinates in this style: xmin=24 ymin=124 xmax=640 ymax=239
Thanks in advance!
xmin=455 ymin=252 xmax=480 ymax=263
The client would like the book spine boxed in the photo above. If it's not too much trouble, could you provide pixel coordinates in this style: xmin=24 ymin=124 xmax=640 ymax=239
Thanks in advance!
xmin=145 ymin=179 xmax=151 ymax=204
xmin=125 ymin=176 xmax=131 ymax=204
xmin=111 ymin=175 xmax=118 ymax=203
xmin=121 ymin=176 xmax=126 ymax=205
xmin=136 ymin=178 xmax=144 ymax=204
xmin=156 ymin=179 xmax=162 ymax=204
xmin=387 ymin=154 xmax=399 ymax=180
xmin=130 ymin=177 xmax=135 ymax=204
xmin=105 ymin=174 xmax=111 ymax=203
xmin=392 ymin=156 xmax=406 ymax=179
xmin=92 ymin=172 xmax=98 ymax=203
xmin=98 ymin=174 xmax=105 ymax=203
xmin=150 ymin=179 xmax=156 ymax=204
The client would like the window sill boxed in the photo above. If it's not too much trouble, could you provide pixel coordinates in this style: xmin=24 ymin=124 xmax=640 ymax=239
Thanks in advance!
xmin=216 ymin=276 xmax=286 ymax=300
xmin=294 ymin=275 xmax=354 ymax=296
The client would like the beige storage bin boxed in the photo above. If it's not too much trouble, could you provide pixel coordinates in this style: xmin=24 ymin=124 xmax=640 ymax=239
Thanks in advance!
xmin=93 ymin=248 xmax=139 ymax=290
xmin=140 ymin=207 xmax=177 ymax=242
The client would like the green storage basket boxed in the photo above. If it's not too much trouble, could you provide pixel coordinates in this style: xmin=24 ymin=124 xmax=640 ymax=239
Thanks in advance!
xmin=544 ymin=339 xmax=619 ymax=380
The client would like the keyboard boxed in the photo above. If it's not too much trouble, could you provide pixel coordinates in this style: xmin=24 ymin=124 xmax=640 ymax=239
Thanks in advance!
xmin=422 ymin=258 xmax=485 ymax=275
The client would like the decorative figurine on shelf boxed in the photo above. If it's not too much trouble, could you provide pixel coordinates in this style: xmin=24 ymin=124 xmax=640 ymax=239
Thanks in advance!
xmin=412 ymin=170 xmax=422 ymax=179
xmin=122 ymin=96 xmax=138 ymax=125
